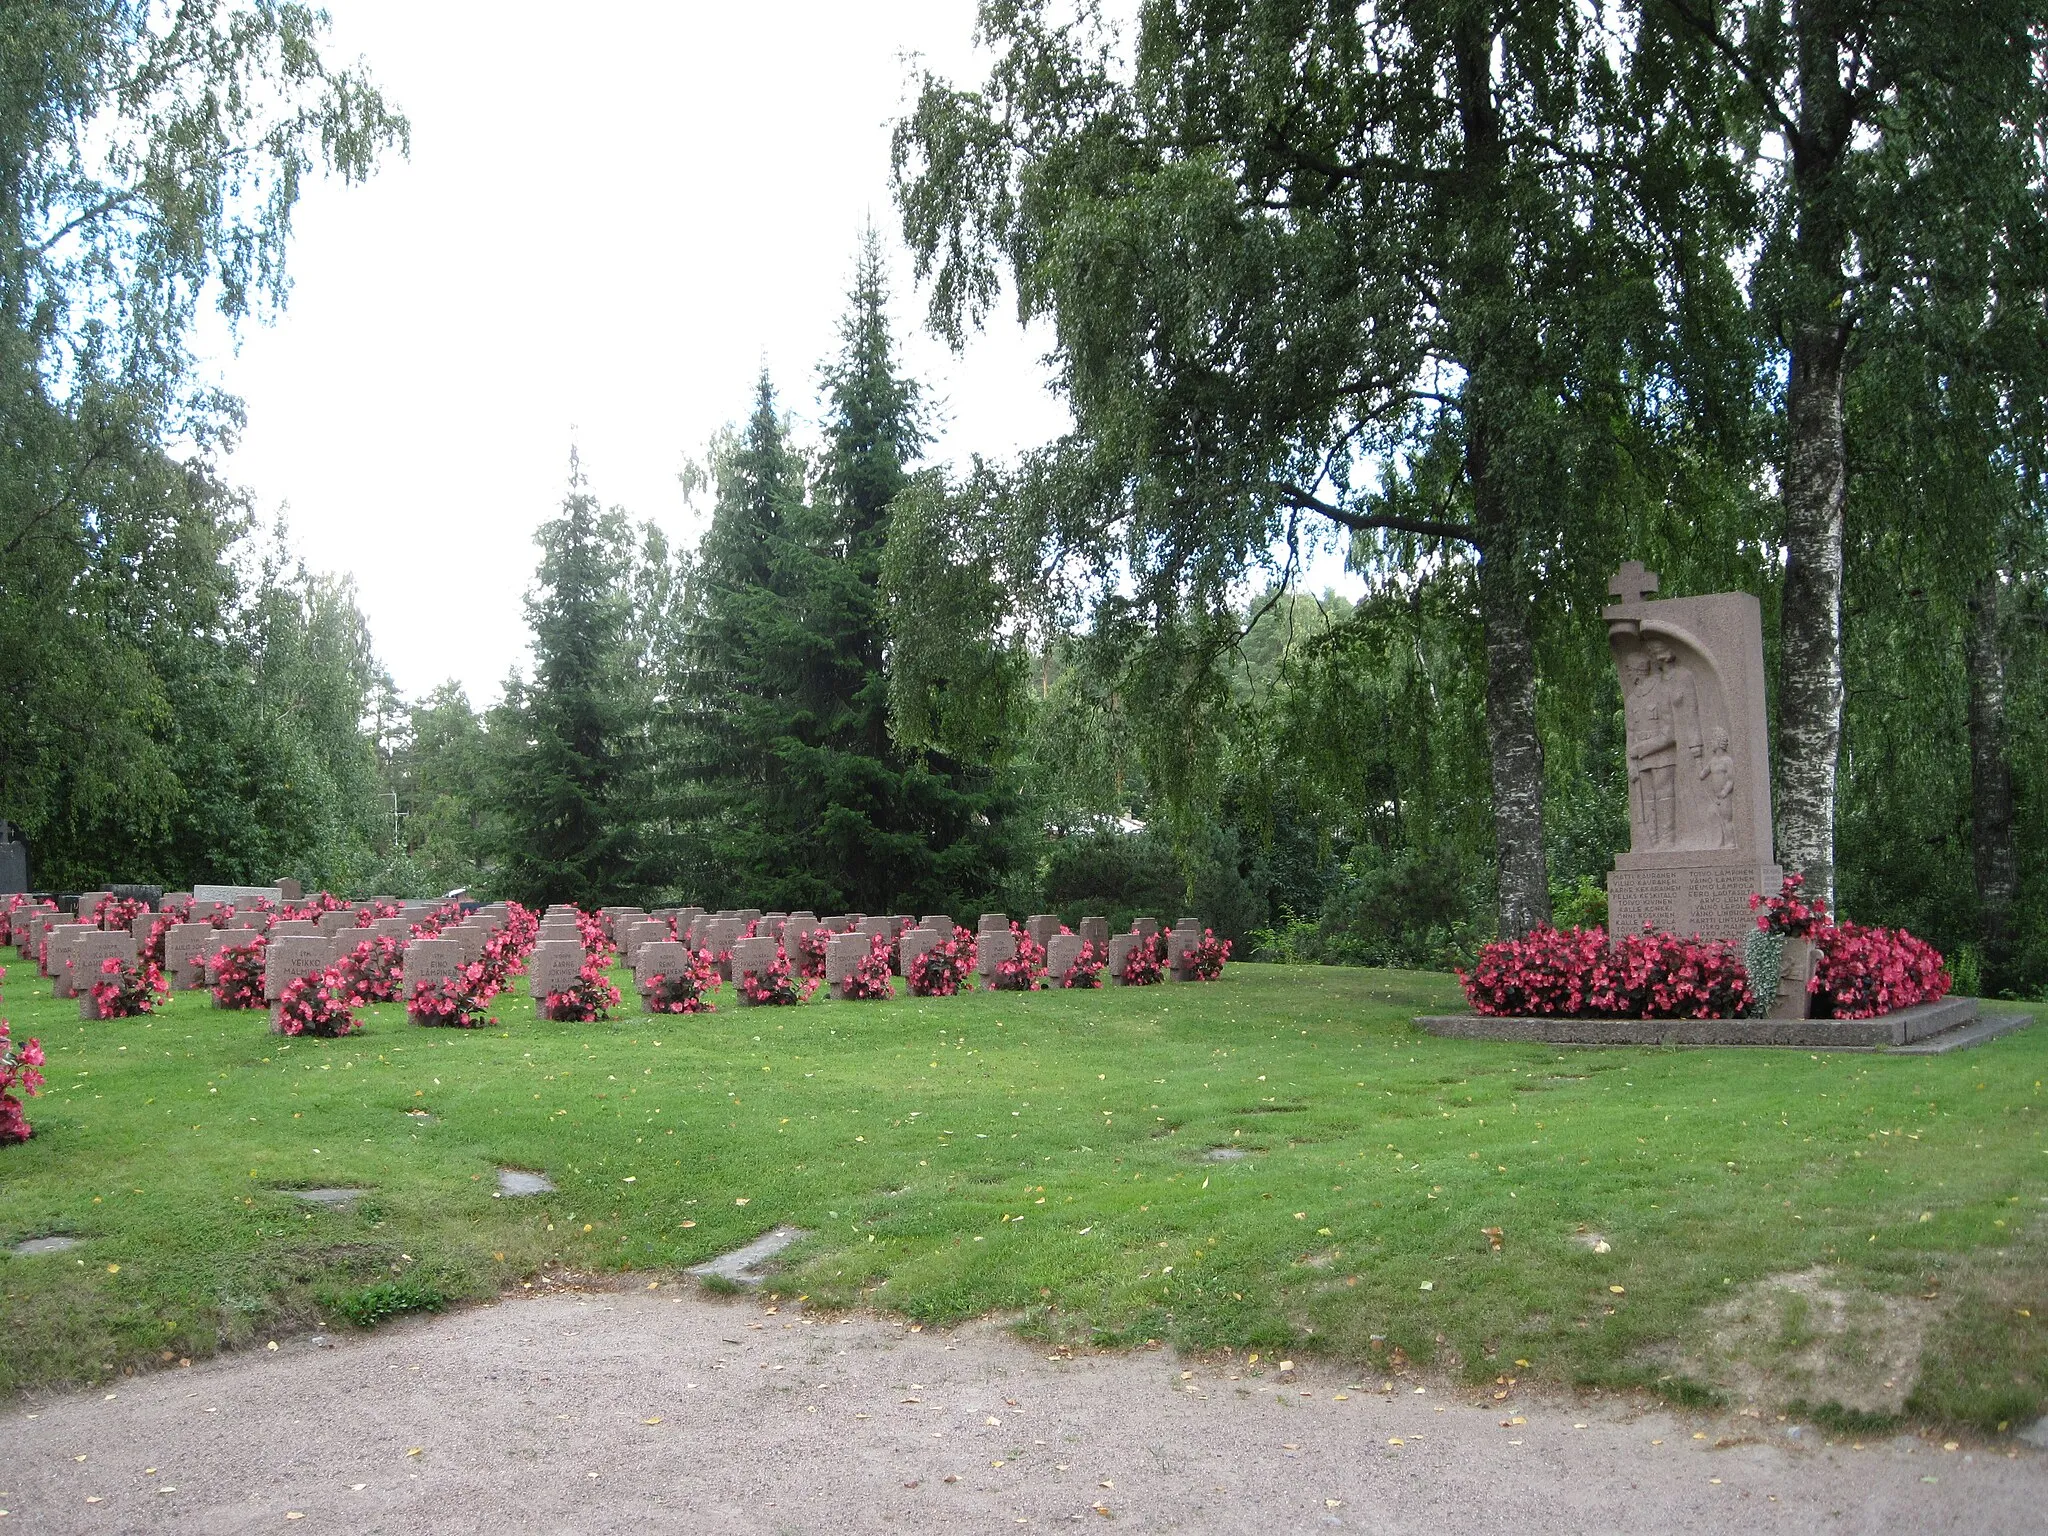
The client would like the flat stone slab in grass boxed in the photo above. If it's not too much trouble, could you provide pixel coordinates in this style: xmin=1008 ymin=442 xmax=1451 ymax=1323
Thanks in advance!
xmin=1416 ymin=997 xmax=2029 ymax=1052
xmin=2019 ymin=1416 xmax=2048 ymax=1450
xmin=290 ymin=1188 xmax=368 ymax=1207
xmin=10 ymin=1236 xmax=82 ymax=1257
xmin=688 ymin=1225 xmax=809 ymax=1286
xmin=498 ymin=1169 xmax=554 ymax=1196
xmin=1203 ymin=1147 xmax=1250 ymax=1161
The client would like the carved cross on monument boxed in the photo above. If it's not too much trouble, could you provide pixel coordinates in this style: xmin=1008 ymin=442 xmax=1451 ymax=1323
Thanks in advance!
xmin=1608 ymin=561 xmax=1659 ymax=605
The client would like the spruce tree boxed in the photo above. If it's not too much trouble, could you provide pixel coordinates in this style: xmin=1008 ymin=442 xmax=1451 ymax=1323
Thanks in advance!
xmin=677 ymin=243 xmax=1020 ymax=912
xmin=494 ymin=452 xmax=643 ymax=908
xmin=792 ymin=233 xmax=1021 ymax=913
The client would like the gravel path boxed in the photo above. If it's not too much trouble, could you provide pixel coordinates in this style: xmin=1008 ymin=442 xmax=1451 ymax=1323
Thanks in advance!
xmin=4 ymin=1286 xmax=2042 ymax=1533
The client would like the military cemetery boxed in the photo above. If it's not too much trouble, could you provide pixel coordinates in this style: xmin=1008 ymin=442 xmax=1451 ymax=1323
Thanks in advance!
xmin=2 ymin=2 xmax=2046 ymax=1530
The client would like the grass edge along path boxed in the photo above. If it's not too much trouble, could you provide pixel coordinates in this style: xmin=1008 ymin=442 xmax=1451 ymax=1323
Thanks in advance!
xmin=1 ymin=963 xmax=2043 ymax=1437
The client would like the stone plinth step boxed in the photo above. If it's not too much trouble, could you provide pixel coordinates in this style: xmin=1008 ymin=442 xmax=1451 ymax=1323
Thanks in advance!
xmin=1416 ymin=998 xmax=2026 ymax=1052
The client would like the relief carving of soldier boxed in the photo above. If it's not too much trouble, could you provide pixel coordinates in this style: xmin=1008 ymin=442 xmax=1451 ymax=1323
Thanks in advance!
xmin=1623 ymin=641 xmax=1707 ymax=848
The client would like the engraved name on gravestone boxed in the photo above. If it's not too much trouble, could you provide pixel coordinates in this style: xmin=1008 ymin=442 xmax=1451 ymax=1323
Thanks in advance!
xmin=1603 ymin=562 xmax=1782 ymax=944
xmin=825 ymin=932 xmax=870 ymax=999
xmin=76 ymin=930 xmax=137 ymax=1019
xmin=527 ymin=940 xmax=584 ymax=999
xmin=898 ymin=926 xmax=941 ymax=979
xmin=164 ymin=923 xmax=216 ymax=989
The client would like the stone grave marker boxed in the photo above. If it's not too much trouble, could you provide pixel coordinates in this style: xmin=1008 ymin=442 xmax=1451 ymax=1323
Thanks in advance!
xmin=634 ymin=940 xmax=696 ymax=1008
xmin=1106 ymin=933 xmax=1140 ymax=984
xmin=1047 ymin=932 xmax=1082 ymax=982
xmin=186 ymin=900 xmax=222 ymax=923
xmin=47 ymin=925 xmax=91 ymax=995
xmin=1078 ymin=916 xmax=1109 ymax=951
xmin=1027 ymin=914 xmax=1060 ymax=951
xmin=730 ymin=936 xmax=779 ymax=1003
xmin=527 ymin=940 xmax=584 ymax=999
xmin=194 ymin=884 xmax=284 ymax=906
xmin=76 ymin=930 xmax=138 ymax=1018
xmin=1166 ymin=924 xmax=1202 ymax=981
xmin=163 ymin=923 xmax=216 ymax=990
xmin=468 ymin=910 xmax=506 ymax=934
xmin=314 ymin=909 xmax=357 ymax=938
xmin=784 ymin=910 xmax=815 ymax=933
xmin=977 ymin=929 xmax=1017 ymax=985
xmin=898 ymin=926 xmax=941 ymax=981
xmin=1131 ymin=917 xmax=1160 ymax=944
xmin=404 ymin=939 xmax=462 ymax=1004
xmin=371 ymin=917 xmax=412 ymax=940
xmin=978 ymin=913 xmax=1008 ymax=934
xmin=264 ymin=936 xmax=334 ymax=1000
xmin=263 ymin=936 xmax=335 ymax=1028
xmin=445 ymin=924 xmax=486 ymax=963
xmin=275 ymin=878 xmax=304 ymax=902
xmin=920 ymin=914 xmax=955 ymax=936
xmin=825 ymin=932 xmax=872 ymax=999
xmin=268 ymin=919 xmax=320 ymax=939
xmin=1602 ymin=561 xmax=1781 ymax=945
xmin=76 ymin=892 xmax=112 ymax=925
xmin=856 ymin=916 xmax=892 ymax=943
xmin=623 ymin=919 xmax=668 ymax=966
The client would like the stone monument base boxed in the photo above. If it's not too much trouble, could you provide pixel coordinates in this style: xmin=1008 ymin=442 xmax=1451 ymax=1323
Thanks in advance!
xmin=1416 ymin=997 xmax=2030 ymax=1053
xmin=1607 ymin=851 xmax=1782 ymax=946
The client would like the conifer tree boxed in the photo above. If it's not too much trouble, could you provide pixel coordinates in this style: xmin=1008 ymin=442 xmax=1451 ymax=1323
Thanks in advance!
xmin=493 ymin=452 xmax=643 ymax=908
xmin=678 ymin=243 xmax=1021 ymax=912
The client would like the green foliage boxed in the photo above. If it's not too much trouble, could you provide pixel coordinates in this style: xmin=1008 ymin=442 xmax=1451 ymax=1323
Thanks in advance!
xmin=675 ymin=243 xmax=1025 ymax=915
xmin=329 ymin=1276 xmax=447 ymax=1329
xmin=491 ymin=458 xmax=648 ymax=910
xmin=0 ymin=0 xmax=403 ymax=890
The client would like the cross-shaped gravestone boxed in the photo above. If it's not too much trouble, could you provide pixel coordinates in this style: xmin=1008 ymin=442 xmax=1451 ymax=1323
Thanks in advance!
xmin=1608 ymin=561 xmax=1659 ymax=605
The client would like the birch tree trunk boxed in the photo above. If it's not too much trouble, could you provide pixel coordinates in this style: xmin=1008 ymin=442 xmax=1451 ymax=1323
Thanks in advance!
xmin=1964 ymin=569 xmax=2016 ymax=985
xmin=1773 ymin=2 xmax=1853 ymax=908
xmin=1456 ymin=11 xmax=1549 ymax=939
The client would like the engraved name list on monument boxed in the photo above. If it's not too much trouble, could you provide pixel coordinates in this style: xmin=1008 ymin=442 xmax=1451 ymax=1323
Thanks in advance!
xmin=1602 ymin=563 xmax=1783 ymax=945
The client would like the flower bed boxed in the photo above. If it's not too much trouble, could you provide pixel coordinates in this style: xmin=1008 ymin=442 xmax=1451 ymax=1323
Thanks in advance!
xmin=1459 ymin=926 xmax=1753 ymax=1020
xmin=1745 ymin=876 xmax=1951 ymax=1020
xmin=335 ymin=935 xmax=405 ymax=1004
xmin=992 ymin=923 xmax=1047 ymax=991
xmin=208 ymin=937 xmax=268 ymax=1010
xmin=1187 ymin=930 xmax=1231 ymax=981
xmin=1059 ymin=937 xmax=1106 ymax=989
xmin=275 ymin=967 xmax=362 ymax=1038
xmin=541 ymin=956 xmax=622 ymax=1022
xmin=792 ymin=925 xmax=830 ymax=980
xmin=408 ymin=962 xmax=502 ymax=1029
xmin=0 ymin=970 xmax=45 ymax=1144
xmin=739 ymin=945 xmax=817 ymax=1006
xmin=1120 ymin=931 xmax=1166 ymax=987
xmin=91 ymin=956 xmax=169 ymax=1019
xmin=840 ymin=934 xmax=896 ymax=1000
xmin=644 ymin=951 xmax=720 ymax=1013
xmin=909 ymin=928 xmax=977 ymax=996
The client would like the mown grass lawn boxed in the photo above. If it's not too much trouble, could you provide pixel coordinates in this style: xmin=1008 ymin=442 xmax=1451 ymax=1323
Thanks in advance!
xmin=2 ymin=961 xmax=2043 ymax=1433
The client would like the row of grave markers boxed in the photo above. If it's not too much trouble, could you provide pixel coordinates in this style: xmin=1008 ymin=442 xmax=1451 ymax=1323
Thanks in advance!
xmin=526 ymin=906 xmax=1217 ymax=1008
xmin=13 ymin=892 xmax=1220 ymax=1022
xmin=9 ymin=895 xmax=514 ymax=1028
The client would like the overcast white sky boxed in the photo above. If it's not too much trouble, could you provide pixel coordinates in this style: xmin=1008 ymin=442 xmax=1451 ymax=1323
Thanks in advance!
xmin=199 ymin=1 xmax=1075 ymax=705
xmin=201 ymin=1 xmax=1353 ymax=708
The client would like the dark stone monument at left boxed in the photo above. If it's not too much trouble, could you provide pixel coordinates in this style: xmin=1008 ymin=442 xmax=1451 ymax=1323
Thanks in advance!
xmin=0 ymin=821 xmax=27 ymax=896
